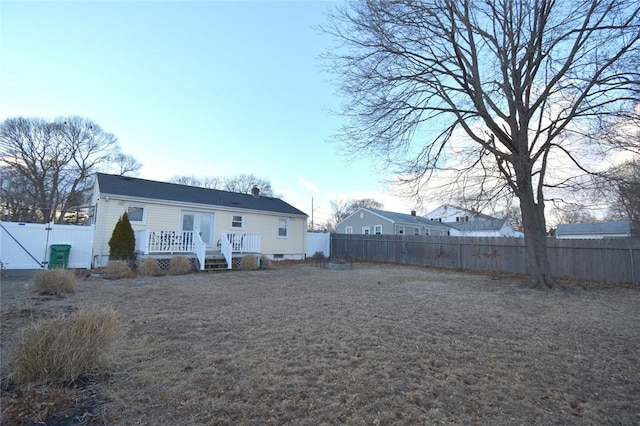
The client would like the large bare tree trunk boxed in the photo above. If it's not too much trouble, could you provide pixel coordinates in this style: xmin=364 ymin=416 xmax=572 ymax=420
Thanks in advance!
xmin=518 ymin=190 xmax=555 ymax=290
xmin=514 ymin=158 xmax=556 ymax=290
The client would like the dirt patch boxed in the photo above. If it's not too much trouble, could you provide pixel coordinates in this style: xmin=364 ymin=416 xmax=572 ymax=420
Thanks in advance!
xmin=2 ymin=263 xmax=639 ymax=425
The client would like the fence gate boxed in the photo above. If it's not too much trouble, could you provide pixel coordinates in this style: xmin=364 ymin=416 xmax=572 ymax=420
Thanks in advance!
xmin=307 ymin=232 xmax=331 ymax=258
xmin=0 ymin=222 xmax=94 ymax=270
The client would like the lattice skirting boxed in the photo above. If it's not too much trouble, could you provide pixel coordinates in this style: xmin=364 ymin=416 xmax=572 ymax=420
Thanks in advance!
xmin=138 ymin=256 xmax=198 ymax=271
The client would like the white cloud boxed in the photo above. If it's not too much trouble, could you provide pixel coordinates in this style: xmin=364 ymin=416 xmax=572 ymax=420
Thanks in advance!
xmin=298 ymin=177 xmax=319 ymax=193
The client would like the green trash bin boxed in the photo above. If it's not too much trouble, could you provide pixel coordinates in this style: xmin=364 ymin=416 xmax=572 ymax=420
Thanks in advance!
xmin=49 ymin=244 xmax=71 ymax=269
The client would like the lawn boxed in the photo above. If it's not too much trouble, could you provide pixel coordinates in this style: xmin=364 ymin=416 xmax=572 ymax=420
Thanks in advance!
xmin=1 ymin=263 xmax=639 ymax=425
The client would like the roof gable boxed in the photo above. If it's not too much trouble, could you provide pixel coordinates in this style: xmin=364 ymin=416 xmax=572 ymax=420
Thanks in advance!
xmin=95 ymin=173 xmax=307 ymax=217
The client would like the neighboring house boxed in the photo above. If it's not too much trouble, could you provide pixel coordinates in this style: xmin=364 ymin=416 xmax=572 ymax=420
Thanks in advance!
xmin=335 ymin=208 xmax=452 ymax=236
xmin=444 ymin=217 xmax=522 ymax=237
xmin=424 ymin=204 xmax=523 ymax=237
xmin=555 ymin=221 xmax=633 ymax=239
xmin=89 ymin=173 xmax=308 ymax=269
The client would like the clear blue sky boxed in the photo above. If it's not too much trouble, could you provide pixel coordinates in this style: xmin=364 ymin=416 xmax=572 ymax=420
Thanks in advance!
xmin=0 ymin=0 xmax=428 ymax=226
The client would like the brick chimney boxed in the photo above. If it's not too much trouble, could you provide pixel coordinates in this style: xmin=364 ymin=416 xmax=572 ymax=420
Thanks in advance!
xmin=411 ymin=210 xmax=416 ymax=216
xmin=251 ymin=185 xmax=260 ymax=197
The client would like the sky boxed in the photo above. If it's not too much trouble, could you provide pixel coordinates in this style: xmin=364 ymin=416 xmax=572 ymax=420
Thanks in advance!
xmin=0 ymin=0 xmax=432 ymax=227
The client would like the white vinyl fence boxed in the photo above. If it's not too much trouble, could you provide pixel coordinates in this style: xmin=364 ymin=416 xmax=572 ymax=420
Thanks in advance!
xmin=306 ymin=232 xmax=331 ymax=258
xmin=0 ymin=222 xmax=94 ymax=270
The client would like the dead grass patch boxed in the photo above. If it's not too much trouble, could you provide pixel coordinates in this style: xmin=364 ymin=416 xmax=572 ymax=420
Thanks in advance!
xmin=138 ymin=257 xmax=163 ymax=277
xmin=9 ymin=305 xmax=117 ymax=384
xmin=1 ymin=263 xmax=639 ymax=425
xmin=169 ymin=255 xmax=194 ymax=275
xmin=239 ymin=254 xmax=258 ymax=270
xmin=105 ymin=260 xmax=135 ymax=279
xmin=33 ymin=268 xmax=76 ymax=295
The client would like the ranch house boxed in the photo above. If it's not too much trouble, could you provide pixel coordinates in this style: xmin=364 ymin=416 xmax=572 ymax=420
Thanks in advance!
xmin=89 ymin=173 xmax=308 ymax=270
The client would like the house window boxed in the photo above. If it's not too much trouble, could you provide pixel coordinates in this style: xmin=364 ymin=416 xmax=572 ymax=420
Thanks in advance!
xmin=278 ymin=218 xmax=288 ymax=237
xmin=414 ymin=228 xmax=420 ymax=235
xmin=362 ymin=226 xmax=370 ymax=235
xmin=345 ymin=226 xmax=353 ymax=234
xmin=232 ymin=215 xmax=244 ymax=228
xmin=374 ymin=225 xmax=382 ymax=235
xmin=398 ymin=226 xmax=404 ymax=235
xmin=127 ymin=206 xmax=145 ymax=223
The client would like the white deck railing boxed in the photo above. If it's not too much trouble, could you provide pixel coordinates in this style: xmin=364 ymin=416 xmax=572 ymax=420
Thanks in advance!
xmin=135 ymin=230 xmax=195 ymax=254
xmin=221 ymin=232 xmax=261 ymax=269
xmin=135 ymin=230 xmax=261 ymax=270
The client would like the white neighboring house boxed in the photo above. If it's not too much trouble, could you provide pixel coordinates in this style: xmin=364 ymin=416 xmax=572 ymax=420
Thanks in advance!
xmin=90 ymin=173 xmax=308 ymax=269
xmin=555 ymin=221 xmax=633 ymax=239
xmin=424 ymin=204 xmax=523 ymax=238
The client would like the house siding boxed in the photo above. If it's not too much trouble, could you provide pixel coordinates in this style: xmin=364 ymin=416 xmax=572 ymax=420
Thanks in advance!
xmin=336 ymin=210 xmax=393 ymax=234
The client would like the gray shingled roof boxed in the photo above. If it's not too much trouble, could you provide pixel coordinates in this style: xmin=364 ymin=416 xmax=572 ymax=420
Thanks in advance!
xmin=556 ymin=221 xmax=631 ymax=236
xmin=95 ymin=173 xmax=307 ymax=217
xmin=367 ymin=208 xmax=451 ymax=229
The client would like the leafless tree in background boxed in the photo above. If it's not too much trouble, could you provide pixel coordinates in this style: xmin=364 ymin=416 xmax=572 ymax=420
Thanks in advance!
xmin=169 ymin=173 xmax=277 ymax=197
xmin=598 ymin=158 xmax=640 ymax=229
xmin=111 ymin=153 xmax=143 ymax=176
xmin=324 ymin=0 xmax=640 ymax=289
xmin=0 ymin=116 xmax=137 ymax=223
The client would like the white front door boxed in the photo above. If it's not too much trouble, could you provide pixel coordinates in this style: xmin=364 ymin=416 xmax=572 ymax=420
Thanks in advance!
xmin=181 ymin=211 xmax=214 ymax=246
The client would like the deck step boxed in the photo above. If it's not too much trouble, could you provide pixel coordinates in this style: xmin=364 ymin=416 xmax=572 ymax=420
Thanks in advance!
xmin=203 ymin=256 xmax=228 ymax=271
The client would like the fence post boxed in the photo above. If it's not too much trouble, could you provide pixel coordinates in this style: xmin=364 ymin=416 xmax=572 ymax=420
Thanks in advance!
xmin=631 ymin=247 xmax=637 ymax=284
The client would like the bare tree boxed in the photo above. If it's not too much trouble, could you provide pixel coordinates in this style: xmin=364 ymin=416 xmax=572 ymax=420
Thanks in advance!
xmin=600 ymin=158 xmax=640 ymax=226
xmin=169 ymin=175 xmax=222 ymax=189
xmin=170 ymin=173 xmax=277 ymax=197
xmin=324 ymin=0 xmax=640 ymax=289
xmin=111 ymin=153 xmax=143 ymax=176
xmin=223 ymin=174 xmax=276 ymax=197
xmin=553 ymin=204 xmax=597 ymax=225
xmin=0 ymin=116 xmax=136 ymax=223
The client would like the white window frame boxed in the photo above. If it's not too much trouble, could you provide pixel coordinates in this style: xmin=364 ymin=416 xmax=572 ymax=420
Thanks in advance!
xmin=278 ymin=218 xmax=289 ymax=238
xmin=398 ymin=225 xmax=405 ymax=235
xmin=414 ymin=227 xmax=420 ymax=235
xmin=231 ymin=215 xmax=244 ymax=229
xmin=345 ymin=226 xmax=353 ymax=234
xmin=126 ymin=205 xmax=146 ymax=224
xmin=374 ymin=225 xmax=382 ymax=235
xmin=362 ymin=226 xmax=370 ymax=235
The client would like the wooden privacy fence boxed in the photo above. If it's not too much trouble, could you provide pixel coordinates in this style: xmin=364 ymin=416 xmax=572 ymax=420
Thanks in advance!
xmin=331 ymin=234 xmax=640 ymax=284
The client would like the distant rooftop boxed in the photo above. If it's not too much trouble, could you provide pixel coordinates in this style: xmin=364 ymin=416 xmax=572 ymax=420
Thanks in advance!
xmin=556 ymin=221 xmax=632 ymax=236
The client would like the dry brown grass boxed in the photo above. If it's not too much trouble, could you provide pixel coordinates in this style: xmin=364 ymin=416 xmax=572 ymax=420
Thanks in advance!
xmin=138 ymin=257 xmax=163 ymax=277
xmin=260 ymin=255 xmax=272 ymax=269
xmin=105 ymin=260 xmax=136 ymax=279
xmin=33 ymin=268 xmax=76 ymax=295
xmin=9 ymin=305 xmax=117 ymax=384
xmin=239 ymin=254 xmax=258 ymax=270
xmin=1 ymin=263 xmax=639 ymax=425
xmin=169 ymin=255 xmax=194 ymax=275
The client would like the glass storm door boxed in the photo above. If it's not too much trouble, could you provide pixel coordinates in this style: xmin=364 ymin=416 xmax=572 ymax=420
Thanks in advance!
xmin=181 ymin=211 xmax=214 ymax=246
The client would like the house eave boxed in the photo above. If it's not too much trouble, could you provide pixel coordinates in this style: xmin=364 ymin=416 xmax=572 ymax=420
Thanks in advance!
xmin=96 ymin=193 xmax=308 ymax=219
